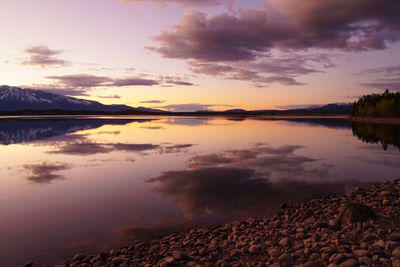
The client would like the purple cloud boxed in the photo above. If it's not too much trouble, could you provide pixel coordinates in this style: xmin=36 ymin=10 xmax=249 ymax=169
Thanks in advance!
xmin=155 ymin=103 xmax=233 ymax=112
xmin=44 ymin=74 xmax=194 ymax=89
xmin=45 ymin=74 xmax=112 ymax=87
xmin=149 ymin=1 xmax=400 ymax=85
xmin=121 ymin=0 xmax=225 ymax=7
xmin=361 ymin=79 xmax=400 ymax=90
xmin=356 ymin=64 xmax=400 ymax=90
xmin=140 ymin=100 xmax=165 ymax=104
xmin=22 ymin=45 xmax=69 ymax=67
xmin=113 ymin=77 xmax=159 ymax=86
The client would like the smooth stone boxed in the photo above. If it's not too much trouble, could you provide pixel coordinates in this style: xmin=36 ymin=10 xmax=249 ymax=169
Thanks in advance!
xmin=393 ymin=247 xmax=400 ymax=258
xmin=338 ymin=258 xmax=358 ymax=267
xmin=248 ymin=244 xmax=261 ymax=254
xmin=268 ymin=248 xmax=281 ymax=257
xmin=230 ymin=249 xmax=240 ymax=257
xmin=338 ymin=203 xmax=376 ymax=224
xmin=279 ymin=237 xmax=290 ymax=247
xmin=111 ymin=257 xmax=125 ymax=265
xmin=359 ymin=256 xmax=374 ymax=266
xmin=304 ymin=261 xmax=322 ymax=267
xmin=390 ymin=233 xmax=400 ymax=241
xmin=373 ymin=240 xmax=385 ymax=248
xmin=73 ymin=254 xmax=85 ymax=262
xmin=354 ymin=249 xmax=369 ymax=257
xmin=278 ymin=253 xmax=292 ymax=263
xmin=172 ymin=250 xmax=187 ymax=260
xmin=93 ymin=262 xmax=104 ymax=267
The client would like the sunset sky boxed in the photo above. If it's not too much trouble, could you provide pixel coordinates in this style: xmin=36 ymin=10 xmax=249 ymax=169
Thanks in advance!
xmin=1 ymin=0 xmax=400 ymax=111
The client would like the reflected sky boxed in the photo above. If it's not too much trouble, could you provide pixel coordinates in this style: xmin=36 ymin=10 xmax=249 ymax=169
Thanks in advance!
xmin=0 ymin=116 xmax=399 ymax=266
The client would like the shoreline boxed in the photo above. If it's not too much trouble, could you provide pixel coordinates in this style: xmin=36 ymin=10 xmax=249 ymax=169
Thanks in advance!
xmin=348 ymin=116 xmax=400 ymax=125
xmin=53 ymin=179 xmax=400 ymax=267
xmin=1 ymin=114 xmax=400 ymax=125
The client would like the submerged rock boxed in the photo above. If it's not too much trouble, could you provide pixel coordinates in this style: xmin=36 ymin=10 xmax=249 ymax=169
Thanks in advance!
xmin=337 ymin=203 xmax=376 ymax=225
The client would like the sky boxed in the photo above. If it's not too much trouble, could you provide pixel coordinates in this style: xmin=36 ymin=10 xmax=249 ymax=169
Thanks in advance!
xmin=1 ymin=0 xmax=400 ymax=111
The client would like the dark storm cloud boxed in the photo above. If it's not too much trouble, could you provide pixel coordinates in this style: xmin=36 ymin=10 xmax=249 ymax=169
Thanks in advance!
xmin=23 ymin=162 xmax=71 ymax=184
xmin=149 ymin=1 xmax=400 ymax=85
xmin=153 ymin=1 xmax=400 ymax=60
xmin=22 ymin=45 xmax=70 ymax=67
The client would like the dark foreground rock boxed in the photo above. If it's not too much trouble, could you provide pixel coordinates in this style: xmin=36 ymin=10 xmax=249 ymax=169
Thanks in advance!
xmin=54 ymin=179 xmax=400 ymax=267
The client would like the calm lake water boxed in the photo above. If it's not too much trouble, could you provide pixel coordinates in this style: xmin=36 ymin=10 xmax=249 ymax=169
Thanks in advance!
xmin=0 ymin=116 xmax=399 ymax=266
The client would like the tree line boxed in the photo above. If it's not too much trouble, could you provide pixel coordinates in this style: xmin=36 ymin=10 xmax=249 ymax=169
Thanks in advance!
xmin=352 ymin=89 xmax=400 ymax=117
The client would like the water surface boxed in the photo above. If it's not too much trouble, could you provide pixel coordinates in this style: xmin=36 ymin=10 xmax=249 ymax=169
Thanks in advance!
xmin=0 ymin=116 xmax=399 ymax=266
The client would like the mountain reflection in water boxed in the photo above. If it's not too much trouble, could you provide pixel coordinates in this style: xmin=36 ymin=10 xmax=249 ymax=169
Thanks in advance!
xmin=0 ymin=118 xmax=156 ymax=145
xmin=0 ymin=116 xmax=400 ymax=267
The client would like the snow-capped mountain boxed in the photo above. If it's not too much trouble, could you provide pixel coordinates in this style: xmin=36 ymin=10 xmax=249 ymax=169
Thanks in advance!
xmin=0 ymin=85 xmax=133 ymax=112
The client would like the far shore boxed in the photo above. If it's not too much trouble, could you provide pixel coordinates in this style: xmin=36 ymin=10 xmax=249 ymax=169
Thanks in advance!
xmin=348 ymin=116 xmax=400 ymax=125
xmin=1 ymin=113 xmax=400 ymax=125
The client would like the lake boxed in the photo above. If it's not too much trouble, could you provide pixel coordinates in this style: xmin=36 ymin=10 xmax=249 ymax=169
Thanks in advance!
xmin=0 ymin=116 xmax=399 ymax=266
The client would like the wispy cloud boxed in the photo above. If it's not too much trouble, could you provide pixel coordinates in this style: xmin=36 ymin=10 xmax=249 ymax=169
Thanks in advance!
xmin=356 ymin=64 xmax=400 ymax=90
xmin=154 ymin=103 xmax=233 ymax=112
xmin=140 ymin=100 xmax=165 ymax=104
xmin=22 ymin=45 xmax=70 ymax=67
xmin=121 ymin=0 xmax=225 ymax=7
xmin=43 ymin=74 xmax=195 ymax=90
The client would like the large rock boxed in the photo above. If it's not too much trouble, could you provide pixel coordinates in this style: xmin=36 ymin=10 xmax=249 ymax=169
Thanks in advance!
xmin=337 ymin=203 xmax=376 ymax=225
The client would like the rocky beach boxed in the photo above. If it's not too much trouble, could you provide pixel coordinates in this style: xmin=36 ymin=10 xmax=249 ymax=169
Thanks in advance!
xmin=48 ymin=178 xmax=400 ymax=267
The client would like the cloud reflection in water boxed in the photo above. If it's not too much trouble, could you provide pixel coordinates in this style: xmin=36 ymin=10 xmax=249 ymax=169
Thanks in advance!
xmin=147 ymin=144 xmax=341 ymax=220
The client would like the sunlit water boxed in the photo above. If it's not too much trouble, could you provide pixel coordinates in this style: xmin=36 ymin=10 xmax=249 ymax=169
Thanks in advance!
xmin=0 ymin=116 xmax=399 ymax=266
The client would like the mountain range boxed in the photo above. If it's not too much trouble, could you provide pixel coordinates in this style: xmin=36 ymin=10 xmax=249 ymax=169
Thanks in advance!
xmin=0 ymin=85 xmax=164 ymax=112
xmin=0 ymin=85 xmax=352 ymax=114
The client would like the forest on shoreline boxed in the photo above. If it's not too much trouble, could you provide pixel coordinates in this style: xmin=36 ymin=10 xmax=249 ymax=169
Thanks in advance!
xmin=352 ymin=90 xmax=400 ymax=117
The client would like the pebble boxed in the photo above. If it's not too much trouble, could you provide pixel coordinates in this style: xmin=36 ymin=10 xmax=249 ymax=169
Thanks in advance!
xmin=53 ymin=179 xmax=400 ymax=267
xmin=338 ymin=258 xmax=358 ymax=267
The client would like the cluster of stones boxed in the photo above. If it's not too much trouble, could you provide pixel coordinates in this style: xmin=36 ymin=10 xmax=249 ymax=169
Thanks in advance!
xmin=54 ymin=179 xmax=400 ymax=267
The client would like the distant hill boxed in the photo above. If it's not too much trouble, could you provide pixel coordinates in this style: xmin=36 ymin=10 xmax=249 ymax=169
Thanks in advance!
xmin=286 ymin=103 xmax=353 ymax=115
xmin=0 ymin=85 xmax=353 ymax=115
